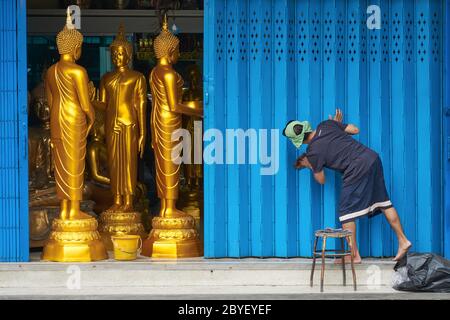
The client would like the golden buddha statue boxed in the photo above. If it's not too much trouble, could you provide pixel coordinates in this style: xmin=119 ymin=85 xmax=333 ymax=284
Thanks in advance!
xmin=98 ymin=23 xmax=147 ymax=212
xmin=87 ymin=106 xmax=110 ymax=185
xmin=29 ymin=74 xmax=54 ymax=190
xmin=182 ymin=64 xmax=203 ymax=189
xmin=88 ymin=90 xmax=150 ymax=220
xmin=179 ymin=64 xmax=203 ymax=237
xmin=96 ymin=24 xmax=147 ymax=249
xmin=41 ymin=9 xmax=107 ymax=262
xmin=142 ymin=14 xmax=203 ymax=258
xmin=84 ymin=105 xmax=115 ymax=214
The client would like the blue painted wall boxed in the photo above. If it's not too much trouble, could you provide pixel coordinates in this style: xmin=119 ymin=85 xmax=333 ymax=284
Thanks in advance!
xmin=204 ymin=0 xmax=447 ymax=258
xmin=0 ymin=0 xmax=29 ymax=262
xmin=444 ymin=0 xmax=450 ymax=259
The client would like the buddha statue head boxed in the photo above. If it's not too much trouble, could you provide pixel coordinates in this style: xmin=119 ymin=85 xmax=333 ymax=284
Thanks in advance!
xmin=34 ymin=95 xmax=50 ymax=126
xmin=110 ymin=23 xmax=133 ymax=68
xmin=154 ymin=14 xmax=180 ymax=64
xmin=56 ymin=8 xmax=84 ymax=60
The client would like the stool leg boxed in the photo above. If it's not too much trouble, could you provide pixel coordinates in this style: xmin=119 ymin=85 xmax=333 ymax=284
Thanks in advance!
xmin=310 ymin=236 xmax=318 ymax=287
xmin=340 ymin=237 xmax=346 ymax=286
xmin=320 ymin=236 xmax=327 ymax=293
xmin=346 ymin=235 xmax=357 ymax=291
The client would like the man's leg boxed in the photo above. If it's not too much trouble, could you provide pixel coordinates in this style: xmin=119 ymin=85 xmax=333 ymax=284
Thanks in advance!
xmin=381 ymin=207 xmax=412 ymax=261
xmin=336 ymin=221 xmax=362 ymax=264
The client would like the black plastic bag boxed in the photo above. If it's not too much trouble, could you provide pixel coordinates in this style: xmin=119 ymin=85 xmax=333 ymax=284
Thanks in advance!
xmin=393 ymin=252 xmax=450 ymax=293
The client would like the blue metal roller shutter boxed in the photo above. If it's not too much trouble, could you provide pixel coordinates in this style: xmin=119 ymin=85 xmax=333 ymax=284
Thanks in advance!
xmin=204 ymin=0 xmax=447 ymax=258
xmin=0 ymin=0 xmax=29 ymax=262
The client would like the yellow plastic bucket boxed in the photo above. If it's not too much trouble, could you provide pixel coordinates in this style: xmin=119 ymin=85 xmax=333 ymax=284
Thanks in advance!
xmin=111 ymin=235 xmax=142 ymax=261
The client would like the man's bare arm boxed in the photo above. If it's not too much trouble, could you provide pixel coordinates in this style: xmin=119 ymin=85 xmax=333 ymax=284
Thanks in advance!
xmin=313 ymin=170 xmax=326 ymax=185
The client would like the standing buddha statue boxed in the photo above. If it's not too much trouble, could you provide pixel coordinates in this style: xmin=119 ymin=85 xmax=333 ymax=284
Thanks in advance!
xmin=181 ymin=65 xmax=203 ymax=190
xmin=41 ymin=9 xmax=107 ymax=262
xmin=142 ymin=14 xmax=203 ymax=258
xmin=29 ymin=73 xmax=54 ymax=191
xmin=84 ymin=105 xmax=115 ymax=214
xmin=179 ymin=65 xmax=203 ymax=237
xmin=97 ymin=24 xmax=147 ymax=249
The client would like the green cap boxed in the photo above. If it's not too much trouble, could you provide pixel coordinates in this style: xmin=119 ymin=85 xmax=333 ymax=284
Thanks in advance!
xmin=283 ymin=120 xmax=313 ymax=149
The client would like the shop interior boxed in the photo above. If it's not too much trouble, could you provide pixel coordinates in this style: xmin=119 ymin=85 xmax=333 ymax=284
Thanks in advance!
xmin=27 ymin=1 xmax=204 ymax=260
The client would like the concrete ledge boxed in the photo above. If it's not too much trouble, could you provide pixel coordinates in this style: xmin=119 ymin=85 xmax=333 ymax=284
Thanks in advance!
xmin=0 ymin=253 xmax=397 ymax=289
xmin=1 ymin=254 xmax=449 ymax=299
xmin=1 ymin=286 xmax=449 ymax=300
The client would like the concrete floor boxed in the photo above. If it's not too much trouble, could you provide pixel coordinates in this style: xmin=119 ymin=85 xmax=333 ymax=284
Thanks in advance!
xmin=0 ymin=252 xmax=448 ymax=300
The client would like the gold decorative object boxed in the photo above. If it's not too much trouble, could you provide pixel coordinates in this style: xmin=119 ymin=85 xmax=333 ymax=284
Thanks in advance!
xmin=99 ymin=211 xmax=146 ymax=250
xmin=43 ymin=218 xmax=106 ymax=262
xmin=30 ymin=201 xmax=96 ymax=248
xmin=96 ymin=24 xmax=147 ymax=248
xmin=87 ymin=106 xmax=110 ymax=185
xmin=29 ymin=67 xmax=54 ymax=190
xmin=29 ymin=208 xmax=52 ymax=247
xmin=136 ymin=37 xmax=155 ymax=62
xmin=111 ymin=235 xmax=142 ymax=261
xmin=142 ymin=14 xmax=203 ymax=258
xmin=84 ymin=101 xmax=115 ymax=214
xmin=179 ymin=65 xmax=203 ymax=237
xmin=41 ymin=9 xmax=107 ymax=262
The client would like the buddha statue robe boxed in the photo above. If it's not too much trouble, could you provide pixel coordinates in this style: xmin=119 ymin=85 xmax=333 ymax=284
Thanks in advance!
xmin=150 ymin=67 xmax=184 ymax=200
xmin=100 ymin=70 xmax=147 ymax=197
xmin=46 ymin=63 xmax=90 ymax=201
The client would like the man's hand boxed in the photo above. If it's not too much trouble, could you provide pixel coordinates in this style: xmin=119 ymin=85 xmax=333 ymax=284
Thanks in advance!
xmin=295 ymin=154 xmax=312 ymax=170
xmin=86 ymin=108 xmax=95 ymax=139
xmin=313 ymin=170 xmax=326 ymax=185
xmin=329 ymin=108 xmax=343 ymax=122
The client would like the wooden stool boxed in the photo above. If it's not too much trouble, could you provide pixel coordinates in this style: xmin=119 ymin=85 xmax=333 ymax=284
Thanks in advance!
xmin=310 ymin=228 xmax=357 ymax=292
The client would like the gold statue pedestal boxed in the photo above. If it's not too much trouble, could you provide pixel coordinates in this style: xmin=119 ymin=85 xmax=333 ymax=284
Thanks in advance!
xmin=99 ymin=211 xmax=147 ymax=250
xmin=180 ymin=190 xmax=202 ymax=236
xmin=179 ymin=188 xmax=203 ymax=239
xmin=142 ymin=214 xmax=203 ymax=258
xmin=42 ymin=218 xmax=108 ymax=262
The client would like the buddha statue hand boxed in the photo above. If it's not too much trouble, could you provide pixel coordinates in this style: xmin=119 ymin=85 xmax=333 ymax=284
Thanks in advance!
xmin=86 ymin=117 xmax=95 ymax=140
xmin=88 ymin=81 xmax=96 ymax=101
xmin=185 ymin=100 xmax=204 ymax=118
xmin=139 ymin=134 xmax=146 ymax=159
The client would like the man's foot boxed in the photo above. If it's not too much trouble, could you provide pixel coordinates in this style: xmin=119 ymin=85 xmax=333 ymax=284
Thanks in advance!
xmin=334 ymin=255 xmax=362 ymax=265
xmin=393 ymin=240 xmax=412 ymax=261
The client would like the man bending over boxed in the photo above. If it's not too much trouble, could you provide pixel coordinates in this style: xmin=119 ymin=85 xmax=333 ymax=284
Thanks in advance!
xmin=283 ymin=109 xmax=411 ymax=263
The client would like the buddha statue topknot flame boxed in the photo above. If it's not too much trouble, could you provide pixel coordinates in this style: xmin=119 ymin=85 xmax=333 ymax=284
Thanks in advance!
xmin=41 ymin=8 xmax=107 ymax=262
xmin=142 ymin=14 xmax=203 ymax=258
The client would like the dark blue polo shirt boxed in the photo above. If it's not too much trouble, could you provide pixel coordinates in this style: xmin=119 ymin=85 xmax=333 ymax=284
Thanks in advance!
xmin=305 ymin=120 xmax=378 ymax=184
